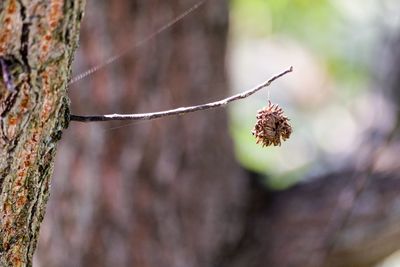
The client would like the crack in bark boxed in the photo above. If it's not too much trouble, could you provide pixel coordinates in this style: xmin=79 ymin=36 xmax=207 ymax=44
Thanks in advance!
xmin=0 ymin=90 xmax=19 ymax=118
xmin=17 ymin=0 xmax=31 ymax=73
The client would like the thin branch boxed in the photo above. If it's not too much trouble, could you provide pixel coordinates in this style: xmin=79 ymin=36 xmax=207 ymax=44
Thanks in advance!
xmin=70 ymin=66 xmax=293 ymax=123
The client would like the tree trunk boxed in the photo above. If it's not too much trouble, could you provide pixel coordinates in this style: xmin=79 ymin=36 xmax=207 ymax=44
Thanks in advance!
xmin=0 ymin=1 xmax=85 ymax=266
xmin=37 ymin=1 xmax=247 ymax=266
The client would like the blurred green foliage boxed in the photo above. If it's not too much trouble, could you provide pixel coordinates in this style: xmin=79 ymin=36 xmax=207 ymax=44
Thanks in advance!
xmin=229 ymin=0 xmax=374 ymax=189
xmin=232 ymin=0 xmax=334 ymax=39
xmin=231 ymin=0 xmax=370 ymax=85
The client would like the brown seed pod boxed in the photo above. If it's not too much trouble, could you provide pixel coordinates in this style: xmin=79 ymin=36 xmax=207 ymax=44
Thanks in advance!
xmin=252 ymin=101 xmax=292 ymax=147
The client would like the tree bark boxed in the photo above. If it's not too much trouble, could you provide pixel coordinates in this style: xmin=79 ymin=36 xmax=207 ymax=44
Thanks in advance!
xmin=0 ymin=1 xmax=85 ymax=266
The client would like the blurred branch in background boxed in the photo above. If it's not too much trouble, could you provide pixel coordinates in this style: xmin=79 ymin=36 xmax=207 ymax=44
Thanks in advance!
xmin=220 ymin=170 xmax=400 ymax=267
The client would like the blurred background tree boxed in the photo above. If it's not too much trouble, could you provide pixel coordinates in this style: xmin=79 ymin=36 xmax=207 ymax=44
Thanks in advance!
xmin=36 ymin=0 xmax=248 ymax=266
xmin=35 ymin=0 xmax=400 ymax=266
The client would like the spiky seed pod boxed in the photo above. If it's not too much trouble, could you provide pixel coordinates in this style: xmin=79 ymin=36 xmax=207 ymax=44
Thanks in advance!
xmin=252 ymin=101 xmax=292 ymax=147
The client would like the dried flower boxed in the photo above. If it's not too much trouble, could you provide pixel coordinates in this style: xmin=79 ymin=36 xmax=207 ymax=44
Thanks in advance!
xmin=252 ymin=101 xmax=292 ymax=147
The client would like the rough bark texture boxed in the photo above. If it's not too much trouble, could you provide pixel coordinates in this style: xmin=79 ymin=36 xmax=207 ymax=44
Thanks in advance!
xmin=0 ymin=0 xmax=85 ymax=266
xmin=37 ymin=1 xmax=247 ymax=266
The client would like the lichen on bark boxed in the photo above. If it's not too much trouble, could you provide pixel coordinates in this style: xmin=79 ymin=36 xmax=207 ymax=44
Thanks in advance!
xmin=0 ymin=0 xmax=85 ymax=266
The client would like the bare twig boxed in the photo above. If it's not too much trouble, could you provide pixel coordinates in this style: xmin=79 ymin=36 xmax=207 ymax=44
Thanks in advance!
xmin=70 ymin=66 xmax=293 ymax=122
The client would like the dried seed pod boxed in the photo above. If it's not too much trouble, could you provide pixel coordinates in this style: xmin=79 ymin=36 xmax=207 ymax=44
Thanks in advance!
xmin=252 ymin=101 xmax=292 ymax=147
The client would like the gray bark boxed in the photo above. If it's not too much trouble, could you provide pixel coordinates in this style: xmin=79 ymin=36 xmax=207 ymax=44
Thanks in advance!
xmin=0 ymin=1 xmax=85 ymax=266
